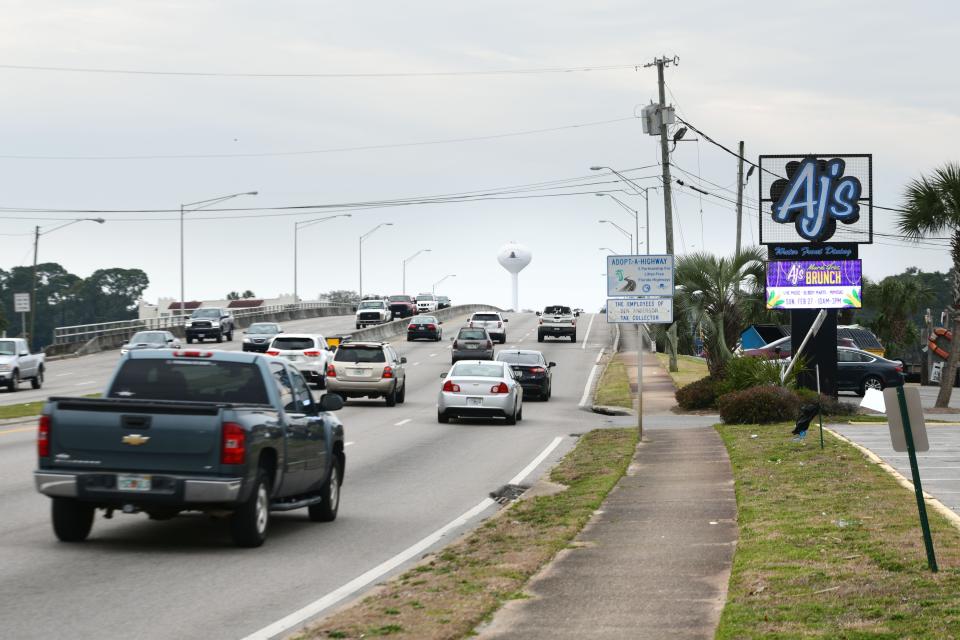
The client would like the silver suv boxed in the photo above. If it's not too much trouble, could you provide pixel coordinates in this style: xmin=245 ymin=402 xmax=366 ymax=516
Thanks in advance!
xmin=468 ymin=311 xmax=508 ymax=344
xmin=326 ymin=341 xmax=407 ymax=406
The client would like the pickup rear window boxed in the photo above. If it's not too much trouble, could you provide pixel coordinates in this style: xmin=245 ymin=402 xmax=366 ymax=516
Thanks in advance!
xmin=271 ymin=337 xmax=316 ymax=350
xmin=544 ymin=306 xmax=571 ymax=315
xmin=335 ymin=346 xmax=386 ymax=363
xmin=472 ymin=314 xmax=500 ymax=321
xmin=108 ymin=359 xmax=269 ymax=404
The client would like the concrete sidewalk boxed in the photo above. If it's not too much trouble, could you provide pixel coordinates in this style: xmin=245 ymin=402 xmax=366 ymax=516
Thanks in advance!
xmin=479 ymin=353 xmax=737 ymax=639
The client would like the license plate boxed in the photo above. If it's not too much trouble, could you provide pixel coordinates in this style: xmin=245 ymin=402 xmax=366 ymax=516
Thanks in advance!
xmin=467 ymin=397 xmax=483 ymax=406
xmin=466 ymin=344 xmax=479 ymax=349
xmin=284 ymin=355 xmax=302 ymax=362
xmin=197 ymin=333 xmax=205 ymax=338
xmin=117 ymin=474 xmax=152 ymax=492
xmin=349 ymin=368 xmax=367 ymax=376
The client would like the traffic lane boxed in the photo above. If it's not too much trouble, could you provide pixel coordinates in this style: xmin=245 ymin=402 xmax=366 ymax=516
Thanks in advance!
xmin=0 ymin=312 xmax=359 ymax=406
xmin=0 ymin=312 xmax=608 ymax=640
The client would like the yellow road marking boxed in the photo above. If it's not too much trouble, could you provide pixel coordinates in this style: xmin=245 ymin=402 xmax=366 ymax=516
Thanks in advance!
xmin=0 ymin=426 xmax=34 ymax=435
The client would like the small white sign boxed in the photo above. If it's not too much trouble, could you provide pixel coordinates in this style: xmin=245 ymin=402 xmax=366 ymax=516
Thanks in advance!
xmin=606 ymin=298 xmax=673 ymax=324
xmin=883 ymin=386 xmax=929 ymax=453
xmin=13 ymin=293 xmax=30 ymax=313
xmin=607 ymin=254 xmax=674 ymax=297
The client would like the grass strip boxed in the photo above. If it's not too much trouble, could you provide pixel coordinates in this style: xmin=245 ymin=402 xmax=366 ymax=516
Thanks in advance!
xmin=716 ymin=423 xmax=960 ymax=639
xmin=655 ymin=352 xmax=708 ymax=388
xmin=0 ymin=393 xmax=102 ymax=421
xmin=296 ymin=428 xmax=638 ymax=640
xmin=594 ymin=355 xmax=632 ymax=409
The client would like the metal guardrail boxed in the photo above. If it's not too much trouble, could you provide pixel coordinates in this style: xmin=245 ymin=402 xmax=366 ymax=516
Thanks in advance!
xmin=52 ymin=302 xmax=353 ymax=345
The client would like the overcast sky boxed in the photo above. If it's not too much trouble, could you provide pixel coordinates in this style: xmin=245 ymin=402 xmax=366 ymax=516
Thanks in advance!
xmin=1 ymin=1 xmax=958 ymax=313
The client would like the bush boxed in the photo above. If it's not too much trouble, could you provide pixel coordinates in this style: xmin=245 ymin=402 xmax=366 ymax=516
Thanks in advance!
xmin=676 ymin=376 xmax=720 ymax=410
xmin=718 ymin=355 xmax=805 ymax=395
xmin=718 ymin=385 xmax=801 ymax=424
xmin=794 ymin=389 xmax=859 ymax=416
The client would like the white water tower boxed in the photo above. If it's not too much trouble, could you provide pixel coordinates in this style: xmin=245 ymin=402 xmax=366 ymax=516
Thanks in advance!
xmin=497 ymin=242 xmax=532 ymax=311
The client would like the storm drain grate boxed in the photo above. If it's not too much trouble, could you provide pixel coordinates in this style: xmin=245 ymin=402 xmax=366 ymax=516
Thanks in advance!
xmin=489 ymin=484 xmax=528 ymax=504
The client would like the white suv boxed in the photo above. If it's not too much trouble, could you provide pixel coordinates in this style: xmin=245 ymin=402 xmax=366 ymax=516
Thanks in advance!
xmin=356 ymin=299 xmax=392 ymax=329
xmin=416 ymin=293 xmax=439 ymax=313
xmin=469 ymin=311 xmax=508 ymax=344
xmin=266 ymin=334 xmax=333 ymax=388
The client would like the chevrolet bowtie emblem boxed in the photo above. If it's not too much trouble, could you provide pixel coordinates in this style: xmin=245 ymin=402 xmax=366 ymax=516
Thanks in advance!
xmin=122 ymin=434 xmax=150 ymax=446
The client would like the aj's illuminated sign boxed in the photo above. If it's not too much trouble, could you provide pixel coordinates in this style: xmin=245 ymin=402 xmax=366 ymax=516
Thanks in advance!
xmin=766 ymin=259 xmax=862 ymax=310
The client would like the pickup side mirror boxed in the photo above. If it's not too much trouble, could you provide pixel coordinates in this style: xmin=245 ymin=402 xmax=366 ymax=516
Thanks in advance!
xmin=535 ymin=311 xmax=541 ymax=316
xmin=20 ymin=351 xmax=29 ymax=357
xmin=319 ymin=393 xmax=344 ymax=412
xmin=548 ymin=362 xmax=557 ymax=368
xmin=574 ymin=312 xmax=581 ymax=317
xmin=503 ymin=318 xmax=509 ymax=322
xmin=400 ymin=356 xmax=407 ymax=364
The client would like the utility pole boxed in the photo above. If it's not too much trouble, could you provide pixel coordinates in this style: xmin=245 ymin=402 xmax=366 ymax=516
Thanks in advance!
xmin=29 ymin=225 xmax=39 ymax=348
xmin=735 ymin=140 xmax=745 ymax=255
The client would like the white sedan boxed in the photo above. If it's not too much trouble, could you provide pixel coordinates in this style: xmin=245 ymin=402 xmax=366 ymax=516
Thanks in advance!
xmin=437 ymin=360 xmax=523 ymax=424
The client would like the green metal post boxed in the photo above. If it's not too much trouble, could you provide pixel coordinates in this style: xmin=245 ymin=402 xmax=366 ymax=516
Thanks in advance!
xmin=896 ymin=385 xmax=938 ymax=572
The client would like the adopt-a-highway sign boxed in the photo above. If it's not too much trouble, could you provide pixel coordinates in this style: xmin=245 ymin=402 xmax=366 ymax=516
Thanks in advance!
xmin=607 ymin=254 xmax=674 ymax=297
xmin=606 ymin=298 xmax=673 ymax=324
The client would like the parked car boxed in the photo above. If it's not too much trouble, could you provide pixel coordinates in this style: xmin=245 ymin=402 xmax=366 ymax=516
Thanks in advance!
xmin=496 ymin=350 xmax=555 ymax=400
xmin=837 ymin=347 xmax=904 ymax=396
xmin=185 ymin=307 xmax=235 ymax=343
xmin=468 ymin=311 xmax=508 ymax=344
xmin=242 ymin=322 xmax=282 ymax=353
xmin=355 ymin=299 xmax=392 ymax=329
xmin=267 ymin=334 xmax=333 ymax=388
xmin=387 ymin=295 xmax=418 ymax=319
xmin=537 ymin=305 xmax=577 ymax=343
xmin=742 ymin=335 xmax=857 ymax=359
xmin=326 ymin=341 xmax=406 ymax=406
xmin=451 ymin=327 xmax=494 ymax=363
xmin=437 ymin=360 xmax=523 ymax=424
xmin=34 ymin=349 xmax=346 ymax=547
xmin=437 ymin=295 xmax=451 ymax=309
xmin=0 ymin=338 xmax=44 ymax=392
xmin=120 ymin=331 xmax=181 ymax=355
xmin=407 ymin=315 xmax=443 ymax=341
xmin=416 ymin=293 xmax=439 ymax=313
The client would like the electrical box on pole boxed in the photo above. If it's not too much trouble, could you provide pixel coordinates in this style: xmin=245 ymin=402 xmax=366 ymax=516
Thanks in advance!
xmin=640 ymin=103 xmax=675 ymax=136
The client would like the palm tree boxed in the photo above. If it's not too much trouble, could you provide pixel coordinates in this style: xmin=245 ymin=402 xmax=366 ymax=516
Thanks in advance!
xmin=862 ymin=277 xmax=932 ymax=360
xmin=674 ymin=248 xmax=766 ymax=375
xmin=899 ymin=163 xmax=960 ymax=407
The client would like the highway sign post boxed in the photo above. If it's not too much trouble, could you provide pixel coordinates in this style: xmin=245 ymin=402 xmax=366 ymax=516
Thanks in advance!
xmin=605 ymin=254 xmax=674 ymax=442
xmin=14 ymin=293 xmax=30 ymax=341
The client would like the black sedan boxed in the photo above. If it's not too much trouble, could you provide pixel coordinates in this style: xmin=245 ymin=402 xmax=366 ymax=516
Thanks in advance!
xmin=407 ymin=315 xmax=443 ymax=341
xmin=837 ymin=347 xmax=904 ymax=395
xmin=495 ymin=349 xmax=555 ymax=400
xmin=242 ymin=322 xmax=282 ymax=352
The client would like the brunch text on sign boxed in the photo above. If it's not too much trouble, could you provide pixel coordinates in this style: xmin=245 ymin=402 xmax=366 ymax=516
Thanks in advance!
xmin=770 ymin=158 xmax=862 ymax=242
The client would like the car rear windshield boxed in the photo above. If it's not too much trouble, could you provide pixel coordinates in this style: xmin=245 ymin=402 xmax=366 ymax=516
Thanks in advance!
xmin=334 ymin=346 xmax=386 ymax=363
xmin=497 ymin=353 xmax=542 ymax=365
xmin=108 ymin=359 xmax=269 ymax=404
xmin=458 ymin=329 xmax=487 ymax=340
xmin=248 ymin=323 xmax=279 ymax=334
xmin=272 ymin=337 xmax=316 ymax=350
xmin=544 ymin=306 xmax=571 ymax=315
xmin=411 ymin=316 xmax=436 ymax=324
xmin=451 ymin=363 xmax=504 ymax=378
xmin=472 ymin=313 xmax=499 ymax=321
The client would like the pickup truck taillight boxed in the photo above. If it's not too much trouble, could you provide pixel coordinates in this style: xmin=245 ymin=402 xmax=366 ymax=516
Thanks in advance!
xmin=303 ymin=350 xmax=321 ymax=357
xmin=490 ymin=382 xmax=509 ymax=394
xmin=539 ymin=318 xmax=543 ymax=325
xmin=221 ymin=422 xmax=246 ymax=465
xmin=442 ymin=380 xmax=461 ymax=393
xmin=382 ymin=366 xmax=394 ymax=379
xmin=327 ymin=363 xmax=336 ymax=378
xmin=38 ymin=415 xmax=50 ymax=457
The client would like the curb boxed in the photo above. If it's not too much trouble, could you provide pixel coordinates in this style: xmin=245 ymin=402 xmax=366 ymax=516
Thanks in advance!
xmin=591 ymin=405 xmax=634 ymax=416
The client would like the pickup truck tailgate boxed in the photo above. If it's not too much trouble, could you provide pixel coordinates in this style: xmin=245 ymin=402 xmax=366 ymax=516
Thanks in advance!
xmin=50 ymin=399 xmax=224 ymax=473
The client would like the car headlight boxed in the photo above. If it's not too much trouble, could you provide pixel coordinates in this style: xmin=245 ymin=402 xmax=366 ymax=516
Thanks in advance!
xmin=243 ymin=338 xmax=251 ymax=343
xmin=120 ymin=350 xmax=129 ymax=355
xmin=0 ymin=364 xmax=11 ymax=372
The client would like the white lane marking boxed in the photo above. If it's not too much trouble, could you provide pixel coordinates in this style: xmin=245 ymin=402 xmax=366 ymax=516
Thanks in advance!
xmin=581 ymin=313 xmax=596 ymax=350
xmin=394 ymin=419 xmax=411 ymax=426
xmin=75 ymin=381 xmax=96 ymax=387
xmin=413 ymin=362 xmax=421 ymax=366
xmin=509 ymin=436 xmax=564 ymax=485
xmin=345 ymin=442 xmax=355 ymax=447
xmin=240 ymin=436 xmax=567 ymax=640
xmin=55 ymin=373 xmax=71 ymax=377
xmin=510 ymin=345 xmax=518 ymax=349
xmin=429 ymin=353 xmax=437 ymax=358
xmin=578 ymin=349 xmax=606 ymax=408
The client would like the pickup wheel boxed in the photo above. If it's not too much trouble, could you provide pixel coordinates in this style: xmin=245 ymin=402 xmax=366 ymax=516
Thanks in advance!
xmin=51 ymin=498 xmax=94 ymax=542
xmin=225 ymin=329 xmax=233 ymax=341
xmin=570 ymin=334 xmax=577 ymax=344
xmin=308 ymin=462 xmax=341 ymax=522
xmin=215 ymin=333 xmax=223 ymax=343
xmin=31 ymin=366 xmax=44 ymax=389
xmin=230 ymin=470 xmax=270 ymax=548
xmin=384 ymin=383 xmax=398 ymax=407
xmin=8 ymin=370 xmax=19 ymax=392
xmin=537 ymin=333 xmax=544 ymax=343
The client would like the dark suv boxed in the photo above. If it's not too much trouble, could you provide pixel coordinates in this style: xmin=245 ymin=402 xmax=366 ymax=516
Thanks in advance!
xmin=185 ymin=308 xmax=235 ymax=343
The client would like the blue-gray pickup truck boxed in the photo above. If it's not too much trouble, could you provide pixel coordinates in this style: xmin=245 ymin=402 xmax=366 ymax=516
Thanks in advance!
xmin=34 ymin=349 xmax=346 ymax=547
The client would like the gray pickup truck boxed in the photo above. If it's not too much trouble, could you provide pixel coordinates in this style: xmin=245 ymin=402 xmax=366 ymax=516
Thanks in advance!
xmin=34 ymin=349 xmax=346 ymax=547
xmin=537 ymin=305 xmax=577 ymax=343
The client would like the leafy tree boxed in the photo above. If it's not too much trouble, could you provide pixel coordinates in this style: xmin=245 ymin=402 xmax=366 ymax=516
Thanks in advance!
xmin=226 ymin=291 xmax=240 ymax=301
xmin=861 ymin=277 xmax=933 ymax=360
xmin=241 ymin=290 xmax=256 ymax=299
xmin=898 ymin=162 xmax=960 ymax=407
xmin=323 ymin=289 xmax=359 ymax=305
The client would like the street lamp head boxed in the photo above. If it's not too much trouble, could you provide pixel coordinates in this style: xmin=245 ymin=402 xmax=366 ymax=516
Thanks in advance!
xmin=594 ymin=192 xmax=608 ymax=197
xmin=673 ymin=126 xmax=688 ymax=142
xmin=91 ymin=218 xmax=106 ymax=224
xmin=598 ymin=219 xmax=609 ymax=224
xmin=589 ymin=166 xmax=605 ymax=171
xmin=246 ymin=191 xmax=259 ymax=196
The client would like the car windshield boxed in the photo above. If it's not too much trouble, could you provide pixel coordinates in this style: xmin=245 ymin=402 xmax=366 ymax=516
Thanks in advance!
xmin=413 ymin=316 xmax=437 ymax=324
xmin=497 ymin=353 xmax=542 ymax=365
xmin=416 ymin=295 xmax=434 ymax=301
xmin=248 ymin=323 xmax=279 ymax=334
xmin=191 ymin=309 xmax=220 ymax=318
xmin=458 ymin=329 xmax=487 ymax=340
xmin=334 ymin=346 xmax=386 ymax=363
xmin=271 ymin=337 xmax=316 ymax=351
xmin=129 ymin=332 xmax=166 ymax=345
xmin=450 ymin=362 xmax=504 ymax=378
xmin=472 ymin=313 xmax=499 ymax=321
xmin=544 ymin=306 xmax=571 ymax=315
xmin=389 ymin=296 xmax=410 ymax=302
xmin=0 ymin=341 xmax=16 ymax=356
xmin=108 ymin=359 xmax=269 ymax=404
xmin=359 ymin=301 xmax=384 ymax=309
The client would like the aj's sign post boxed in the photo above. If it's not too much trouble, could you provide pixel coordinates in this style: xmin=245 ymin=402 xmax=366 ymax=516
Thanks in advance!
xmin=759 ymin=154 xmax=872 ymax=396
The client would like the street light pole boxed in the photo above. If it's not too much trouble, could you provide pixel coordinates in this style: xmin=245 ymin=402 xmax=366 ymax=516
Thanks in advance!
xmin=30 ymin=218 xmax=106 ymax=348
xmin=294 ymin=213 xmax=352 ymax=301
xmin=598 ymin=219 xmax=632 ymax=253
xmin=432 ymin=273 xmax=455 ymax=294
xmin=592 ymin=167 xmax=659 ymax=254
xmin=402 ymin=248 xmax=431 ymax=295
xmin=180 ymin=191 xmax=257 ymax=318
xmin=359 ymin=223 xmax=394 ymax=299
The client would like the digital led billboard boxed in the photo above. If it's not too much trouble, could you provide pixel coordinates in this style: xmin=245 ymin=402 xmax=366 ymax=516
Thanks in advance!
xmin=766 ymin=259 xmax=862 ymax=310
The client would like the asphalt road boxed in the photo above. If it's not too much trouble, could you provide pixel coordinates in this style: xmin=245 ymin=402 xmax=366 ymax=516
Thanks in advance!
xmin=0 ymin=311 xmax=616 ymax=640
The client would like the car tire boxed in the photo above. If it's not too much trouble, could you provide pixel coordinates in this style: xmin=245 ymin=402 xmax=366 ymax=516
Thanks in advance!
xmin=407 ymin=336 xmax=413 ymax=342
xmin=216 ymin=333 xmax=223 ymax=343
xmin=226 ymin=330 xmax=233 ymax=341
xmin=385 ymin=384 xmax=398 ymax=407
xmin=438 ymin=411 xmax=450 ymax=424
xmin=51 ymin=498 xmax=95 ymax=543
xmin=230 ymin=469 xmax=270 ymax=548
xmin=504 ymin=403 xmax=517 ymax=426
xmin=517 ymin=404 xmax=523 ymax=421
xmin=537 ymin=334 xmax=544 ymax=343
xmin=8 ymin=370 xmax=19 ymax=392
xmin=570 ymin=334 xmax=577 ymax=343
xmin=545 ymin=384 xmax=552 ymax=401
xmin=317 ymin=375 xmax=327 ymax=390
xmin=860 ymin=375 xmax=884 ymax=396
xmin=186 ymin=337 xmax=193 ymax=344
xmin=31 ymin=366 xmax=44 ymax=389
xmin=500 ymin=336 xmax=507 ymax=344
xmin=355 ymin=323 xmax=361 ymax=330
xmin=308 ymin=462 xmax=341 ymax=522
xmin=397 ymin=381 xmax=406 ymax=404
